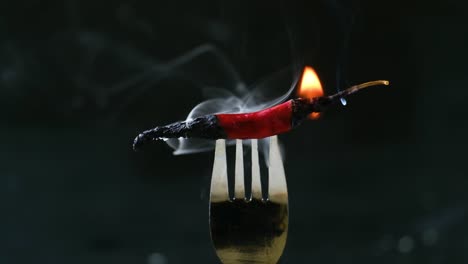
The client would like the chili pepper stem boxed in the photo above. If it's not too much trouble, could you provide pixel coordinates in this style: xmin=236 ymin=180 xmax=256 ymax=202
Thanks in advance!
xmin=328 ymin=80 xmax=389 ymax=101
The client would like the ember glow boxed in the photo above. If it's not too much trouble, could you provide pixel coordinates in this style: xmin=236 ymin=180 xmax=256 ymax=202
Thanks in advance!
xmin=298 ymin=66 xmax=324 ymax=119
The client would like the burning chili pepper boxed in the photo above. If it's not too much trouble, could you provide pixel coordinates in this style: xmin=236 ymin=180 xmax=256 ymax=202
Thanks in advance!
xmin=132 ymin=77 xmax=389 ymax=151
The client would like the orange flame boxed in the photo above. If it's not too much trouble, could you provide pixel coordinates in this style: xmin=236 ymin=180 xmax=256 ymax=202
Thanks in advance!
xmin=298 ymin=66 xmax=324 ymax=119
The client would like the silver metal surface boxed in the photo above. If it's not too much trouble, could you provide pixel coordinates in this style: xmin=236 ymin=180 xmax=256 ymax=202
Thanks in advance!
xmin=209 ymin=136 xmax=289 ymax=264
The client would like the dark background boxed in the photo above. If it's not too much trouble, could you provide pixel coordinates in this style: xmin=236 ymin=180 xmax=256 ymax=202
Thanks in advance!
xmin=1 ymin=0 xmax=468 ymax=263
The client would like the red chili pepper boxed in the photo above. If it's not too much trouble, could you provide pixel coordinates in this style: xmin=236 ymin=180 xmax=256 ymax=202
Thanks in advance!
xmin=132 ymin=80 xmax=388 ymax=150
xmin=216 ymin=100 xmax=293 ymax=139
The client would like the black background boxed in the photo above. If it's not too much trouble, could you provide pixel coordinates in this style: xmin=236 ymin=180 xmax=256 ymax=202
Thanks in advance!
xmin=1 ymin=0 xmax=468 ymax=263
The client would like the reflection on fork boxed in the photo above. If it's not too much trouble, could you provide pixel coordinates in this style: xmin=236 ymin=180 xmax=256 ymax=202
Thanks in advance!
xmin=209 ymin=136 xmax=289 ymax=264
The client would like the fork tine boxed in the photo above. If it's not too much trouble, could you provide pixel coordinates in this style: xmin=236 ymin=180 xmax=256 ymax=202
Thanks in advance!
xmin=268 ymin=136 xmax=288 ymax=203
xmin=210 ymin=139 xmax=229 ymax=202
xmin=234 ymin=139 xmax=245 ymax=199
xmin=250 ymin=139 xmax=262 ymax=200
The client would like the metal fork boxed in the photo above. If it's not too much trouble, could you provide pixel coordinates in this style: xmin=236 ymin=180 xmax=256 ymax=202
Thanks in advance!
xmin=209 ymin=136 xmax=289 ymax=264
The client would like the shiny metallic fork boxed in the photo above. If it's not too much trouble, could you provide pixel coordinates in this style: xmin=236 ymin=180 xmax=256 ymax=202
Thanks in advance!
xmin=209 ymin=136 xmax=289 ymax=264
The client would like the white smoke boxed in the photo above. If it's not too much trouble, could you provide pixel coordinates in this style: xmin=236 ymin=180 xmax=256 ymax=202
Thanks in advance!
xmin=163 ymin=47 xmax=300 ymax=155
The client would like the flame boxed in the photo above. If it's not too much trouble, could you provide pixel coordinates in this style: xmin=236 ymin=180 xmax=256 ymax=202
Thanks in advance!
xmin=298 ymin=66 xmax=324 ymax=119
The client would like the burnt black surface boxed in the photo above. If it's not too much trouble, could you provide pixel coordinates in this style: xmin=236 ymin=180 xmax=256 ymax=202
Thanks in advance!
xmin=291 ymin=97 xmax=332 ymax=127
xmin=133 ymin=115 xmax=226 ymax=150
